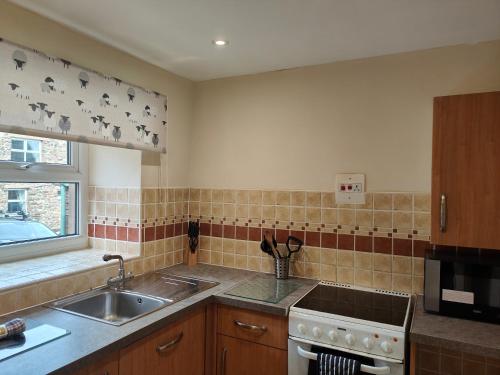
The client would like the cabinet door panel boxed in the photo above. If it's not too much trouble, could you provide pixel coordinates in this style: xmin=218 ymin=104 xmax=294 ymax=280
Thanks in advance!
xmin=87 ymin=352 xmax=119 ymax=375
xmin=217 ymin=334 xmax=287 ymax=375
xmin=432 ymin=92 xmax=500 ymax=249
xmin=120 ymin=308 xmax=205 ymax=375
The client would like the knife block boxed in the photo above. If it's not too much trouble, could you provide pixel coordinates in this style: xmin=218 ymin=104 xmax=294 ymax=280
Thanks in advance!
xmin=184 ymin=243 xmax=197 ymax=266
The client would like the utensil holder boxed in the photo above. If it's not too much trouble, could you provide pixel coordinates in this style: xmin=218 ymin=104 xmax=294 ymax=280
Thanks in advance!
xmin=274 ymin=256 xmax=290 ymax=279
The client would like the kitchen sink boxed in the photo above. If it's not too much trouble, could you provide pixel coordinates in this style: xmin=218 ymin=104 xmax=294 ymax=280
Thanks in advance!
xmin=50 ymin=289 xmax=172 ymax=326
xmin=49 ymin=273 xmax=219 ymax=325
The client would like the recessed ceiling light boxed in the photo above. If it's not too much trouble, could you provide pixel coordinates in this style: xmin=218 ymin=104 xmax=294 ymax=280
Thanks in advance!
xmin=213 ymin=40 xmax=228 ymax=46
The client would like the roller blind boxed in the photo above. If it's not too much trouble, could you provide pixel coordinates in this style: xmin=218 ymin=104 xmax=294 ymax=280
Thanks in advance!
xmin=0 ymin=38 xmax=167 ymax=152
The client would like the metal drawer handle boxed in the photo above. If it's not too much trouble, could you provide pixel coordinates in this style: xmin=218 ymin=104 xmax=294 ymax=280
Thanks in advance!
xmin=156 ymin=332 xmax=183 ymax=353
xmin=233 ymin=319 xmax=268 ymax=332
xmin=440 ymin=194 xmax=447 ymax=232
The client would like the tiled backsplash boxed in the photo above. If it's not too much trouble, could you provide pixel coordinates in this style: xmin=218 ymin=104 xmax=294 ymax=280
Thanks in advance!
xmin=188 ymin=189 xmax=431 ymax=294
xmin=0 ymin=186 xmax=430 ymax=317
xmin=415 ymin=343 xmax=500 ymax=375
xmin=87 ymin=186 xmax=189 ymax=269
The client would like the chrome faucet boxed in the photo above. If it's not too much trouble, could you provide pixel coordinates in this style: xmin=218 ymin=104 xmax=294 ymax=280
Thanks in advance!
xmin=102 ymin=254 xmax=134 ymax=289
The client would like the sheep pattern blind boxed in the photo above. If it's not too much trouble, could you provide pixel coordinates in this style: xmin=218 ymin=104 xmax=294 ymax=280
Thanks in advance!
xmin=0 ymin=38 xmax=167 ymax=153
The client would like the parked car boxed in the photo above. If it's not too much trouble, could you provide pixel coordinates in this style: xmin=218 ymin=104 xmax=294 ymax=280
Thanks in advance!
xmin=0 ymin=218 xmax=57 ymax=244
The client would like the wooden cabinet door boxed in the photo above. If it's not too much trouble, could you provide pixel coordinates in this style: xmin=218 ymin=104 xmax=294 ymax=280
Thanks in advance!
xmin=119 ymin=308 xmax=206 ymax=375
xmin=216 ymin=334 xmax=287 ymax=375
xmin=87 ymin=352 xmax=119 ymax=375
xmin=432 ymin=91 xmax=500 ymax=249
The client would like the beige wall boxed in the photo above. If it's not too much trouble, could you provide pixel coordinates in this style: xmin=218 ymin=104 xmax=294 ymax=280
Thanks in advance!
xmin=0 ymin=0 xmax=194 ymax=188
xmin=2 ymin=0 xmax=500 ymax=194
xmin=89 ymin=145 xmax=142 ymax=187
xmin=190 ymin=40 xmax=500 ymax=192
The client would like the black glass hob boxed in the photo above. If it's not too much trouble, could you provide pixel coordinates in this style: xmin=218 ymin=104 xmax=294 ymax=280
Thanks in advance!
xmin=294 ymin=284 xmax=410 ymax=327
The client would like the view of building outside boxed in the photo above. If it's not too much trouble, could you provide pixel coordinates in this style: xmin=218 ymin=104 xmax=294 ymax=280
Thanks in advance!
xmin=0 ymin=131 xmax=76 ymax=236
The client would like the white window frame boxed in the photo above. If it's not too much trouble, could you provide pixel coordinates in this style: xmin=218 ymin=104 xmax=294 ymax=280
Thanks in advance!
xmin=6 ymin=188 xmax=27 ymax=213
xmin=0 ymin=141 xmax=88 ymax=262
xmin=10 ymin=137 xmax=42 ymax=163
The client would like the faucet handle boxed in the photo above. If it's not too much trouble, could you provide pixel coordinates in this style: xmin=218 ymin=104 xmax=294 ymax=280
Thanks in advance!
xmin=103 ymin=254 xmax=123 ymax=262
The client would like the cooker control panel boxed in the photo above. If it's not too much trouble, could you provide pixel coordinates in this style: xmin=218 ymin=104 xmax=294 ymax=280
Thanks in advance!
xmin=289 ymin=311 xmax=405 ymax=361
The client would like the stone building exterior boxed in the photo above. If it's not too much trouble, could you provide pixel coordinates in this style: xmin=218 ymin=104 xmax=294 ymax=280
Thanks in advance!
xmin=0 ymin=132 xmax=74 ymax=233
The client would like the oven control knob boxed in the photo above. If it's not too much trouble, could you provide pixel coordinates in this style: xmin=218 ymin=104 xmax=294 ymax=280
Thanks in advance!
xmin=312 ymin=327 xmax=322 ymax=338
xmin=362 ymin=337 xmax=374 ymax=350
xmin=380 ymin=341 xmax=393 ymax=354
xmin=328 ymin=330 xmax=338 ymax=342
xmin=345 ymin=333 xmax=355 ymax=346
xmin=297 ymin=323 xmax=306 ymax=335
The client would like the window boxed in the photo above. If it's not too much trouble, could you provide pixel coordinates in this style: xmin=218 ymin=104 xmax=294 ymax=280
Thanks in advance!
xmin=7 ymin=189 xmax=26 ymax=213
xmin=0 ymin=131 xmax=87 ymax=261
xmin=11 ymin=138 xmax=41 ymax=163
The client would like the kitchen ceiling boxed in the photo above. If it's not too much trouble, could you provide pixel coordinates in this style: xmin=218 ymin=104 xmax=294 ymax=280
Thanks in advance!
xmin=10 ymin=0 xmax=500 ymax=81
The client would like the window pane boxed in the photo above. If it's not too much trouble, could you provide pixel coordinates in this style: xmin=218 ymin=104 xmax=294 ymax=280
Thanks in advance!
xmin=7 ymin=202 xmax=23 ymax=213
xmin=1 ymin=183 xmax=78 ymax=245
xmin=7 ymin=190 xmax=24 ymax=200
xmin=1 ymin=132 xmax=69 ymax=165
xmin=11 ymin=151 xmax=25 ymax=162
xmin=26 ymin=140 xmax=40 ymax=152
xmin=25 ymin=152 xmax=39 ymax=163
xmin=11 ymin=139 xmax=24 ymax=150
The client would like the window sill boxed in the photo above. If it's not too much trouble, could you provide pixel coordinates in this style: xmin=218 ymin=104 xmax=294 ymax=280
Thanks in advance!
xmin=0 ymin=248 xmax=141 ymax=292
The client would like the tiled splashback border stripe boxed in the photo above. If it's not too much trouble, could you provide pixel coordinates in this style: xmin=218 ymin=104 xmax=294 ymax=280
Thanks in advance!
xmin=186 ymin=189 xmax=431 ymax=294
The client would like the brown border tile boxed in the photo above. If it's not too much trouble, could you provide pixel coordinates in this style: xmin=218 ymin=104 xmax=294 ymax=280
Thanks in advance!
xmin=338 ymin=234 xmax=354 ymax=250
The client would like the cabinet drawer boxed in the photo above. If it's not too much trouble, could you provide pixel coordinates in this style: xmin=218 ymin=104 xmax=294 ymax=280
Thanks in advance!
xmin=217 ymin=305 xmax=288 ymax=350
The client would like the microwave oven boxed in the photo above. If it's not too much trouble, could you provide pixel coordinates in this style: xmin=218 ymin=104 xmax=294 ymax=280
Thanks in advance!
xmin=424 ymin=248 xmax=500 ymax=324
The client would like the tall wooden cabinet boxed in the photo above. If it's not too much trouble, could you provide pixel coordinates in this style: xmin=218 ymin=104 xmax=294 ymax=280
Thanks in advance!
xmin=431 ymin=91 xmax=500 ymax=250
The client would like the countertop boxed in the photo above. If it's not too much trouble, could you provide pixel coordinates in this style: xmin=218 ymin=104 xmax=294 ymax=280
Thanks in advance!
xmin=0 ymin=264 xmax=317 ymax=375
xmin=410 ymin=296 xmax=500 ymax=360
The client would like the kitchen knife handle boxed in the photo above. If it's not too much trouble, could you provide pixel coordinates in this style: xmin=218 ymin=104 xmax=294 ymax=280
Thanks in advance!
xmin=221 ymin=347 xmax=228 ymax=375
xmin=156 ymin=332 xmax=183 ymax=353
xmin=233 ymin=319 xmax=268 ymax=332
xmin=440 ymin=194 xmax=447 ymax=232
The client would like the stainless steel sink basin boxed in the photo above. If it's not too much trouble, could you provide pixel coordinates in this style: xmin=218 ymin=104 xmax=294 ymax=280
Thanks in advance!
xmin=50 ymin=289 xmax=172 ymax=326
xmin=49 ymin=273 xmax=219 ymax=325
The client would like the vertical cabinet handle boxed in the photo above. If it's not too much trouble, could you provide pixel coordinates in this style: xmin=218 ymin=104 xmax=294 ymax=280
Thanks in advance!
xmin=440 ymin=194 xmax=447 ymax=232
xmin=220 ymin=347 xmax=228 ymax=375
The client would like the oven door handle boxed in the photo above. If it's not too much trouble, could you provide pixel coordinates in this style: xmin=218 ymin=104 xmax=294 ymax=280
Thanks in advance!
xmin=297 ymin=345 xmax=391 ymax=375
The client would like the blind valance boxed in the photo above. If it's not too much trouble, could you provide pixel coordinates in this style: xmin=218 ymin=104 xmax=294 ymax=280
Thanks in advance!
xmin=0 ymin=38 xmax=167 ymax=152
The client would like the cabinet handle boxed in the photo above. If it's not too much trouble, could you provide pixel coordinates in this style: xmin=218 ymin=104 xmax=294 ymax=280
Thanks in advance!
xmin=156 ymin=332 xmax=183 ymax=353
xmin=233 ymin=319 xmax=267 ymax=332
xmin=440 ymin=194 xmax=447 ymax=232
xmin=221 ymin=347 xmax=227 ymax=375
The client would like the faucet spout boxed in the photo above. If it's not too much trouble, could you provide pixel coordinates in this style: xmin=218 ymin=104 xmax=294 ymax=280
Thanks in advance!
xmin=102 ymin=254 xmax=133 ymax=289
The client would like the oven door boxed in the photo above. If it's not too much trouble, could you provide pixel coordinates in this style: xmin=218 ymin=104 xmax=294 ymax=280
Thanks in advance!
xmin=288 ymin=337 xmax=404 ymax=375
